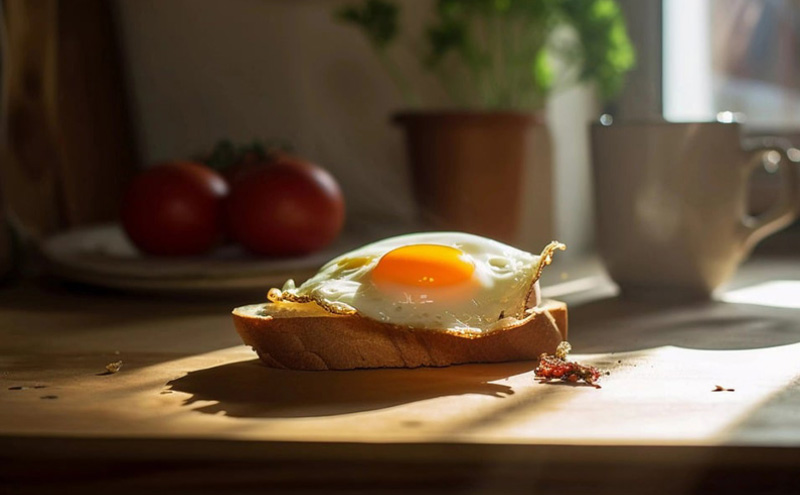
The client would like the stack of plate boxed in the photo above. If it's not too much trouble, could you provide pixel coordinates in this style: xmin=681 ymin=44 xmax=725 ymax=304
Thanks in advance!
xmin=40 ymin=224 xmax=365 ymax=295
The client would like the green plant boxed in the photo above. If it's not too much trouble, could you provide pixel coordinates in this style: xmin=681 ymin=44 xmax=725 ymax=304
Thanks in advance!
xmin=337 ymin=0 xmax=635 ymax=110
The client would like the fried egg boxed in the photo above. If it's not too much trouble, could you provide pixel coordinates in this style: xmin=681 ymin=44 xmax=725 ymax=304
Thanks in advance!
xmin=269 ymin=232 xmax=564 ymax=334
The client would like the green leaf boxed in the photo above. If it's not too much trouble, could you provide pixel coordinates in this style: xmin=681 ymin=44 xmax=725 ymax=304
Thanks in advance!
xmin=204 ymin=139 xmax=293 ymax=171
xmin=336 ymin=0 xmax=399 ymax=50
xmin=205 ymin=140 xmax=237 ymax=171
xmin=559 ymin=0 xmax=636 ymax=101
xmin=334 ymin=0 xmax=634 ymax=109
xmin=532 ymin=49 xmax=553 ymax=95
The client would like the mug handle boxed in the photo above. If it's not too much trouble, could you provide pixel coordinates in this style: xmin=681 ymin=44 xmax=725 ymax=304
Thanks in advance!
xmin=740 ymin=140 xmax=799 ymax=251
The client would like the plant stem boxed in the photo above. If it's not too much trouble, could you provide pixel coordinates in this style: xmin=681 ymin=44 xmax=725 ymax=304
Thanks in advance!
xmin=377 ymin=49 xmax=419 ymax=107
xmin=503 ymin=16 xmax=520 ymax=108
xmin=470 ymin=15 xmax=492 ymax=107
xmin=436 ymin=64 xmax=470 ymax=107
xmin=490 ymin=13 xmax=504 ymax=108
xmin=521 ymin=25 xmax=548 ymax=110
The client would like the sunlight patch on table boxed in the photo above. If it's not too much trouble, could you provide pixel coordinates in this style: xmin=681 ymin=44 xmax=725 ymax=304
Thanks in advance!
xmin=465 ymin=343 xmax=800 ymax=445
xmin=721 ymin=280 xmax=800 ymax=309
xmin=105 ymin=341 xmax=800 ymax=446
xmin=541 ymin=276 xmax=606 ymax=299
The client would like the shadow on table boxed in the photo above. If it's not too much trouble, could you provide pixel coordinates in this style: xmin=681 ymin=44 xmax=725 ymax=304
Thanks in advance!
xmin=569 ymin=294 xmax=800 ymax=353
xmin=0 ymin=276 xmax=245 ymax=315
xmin=167 ymin=359 xmax=535 ymax=418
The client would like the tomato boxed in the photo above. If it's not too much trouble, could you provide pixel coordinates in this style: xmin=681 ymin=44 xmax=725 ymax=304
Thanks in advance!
xmin=225 ymin=157 xmax=345 ymax=256
xmin=121 ymin=161 xmax=228 ymax=256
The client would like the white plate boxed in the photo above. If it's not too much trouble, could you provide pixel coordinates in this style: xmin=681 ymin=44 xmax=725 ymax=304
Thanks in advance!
xmin=40 ymin=224 xmax=365 ymax=294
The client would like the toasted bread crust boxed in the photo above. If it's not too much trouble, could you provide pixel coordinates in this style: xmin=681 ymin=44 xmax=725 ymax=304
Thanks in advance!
xmin=232 ymin=300 xmax=567 ymax=370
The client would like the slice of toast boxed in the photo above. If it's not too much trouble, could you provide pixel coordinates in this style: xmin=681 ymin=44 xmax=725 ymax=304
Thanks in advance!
xmin=232 ymin=300 xmax=567 ymax=370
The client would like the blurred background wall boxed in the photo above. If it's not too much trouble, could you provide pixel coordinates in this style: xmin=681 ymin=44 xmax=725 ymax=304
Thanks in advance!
xmin=4 ymin=0 xmax=798 ymax=268
xmin=114 ymin=0 xmax=598 ymax=257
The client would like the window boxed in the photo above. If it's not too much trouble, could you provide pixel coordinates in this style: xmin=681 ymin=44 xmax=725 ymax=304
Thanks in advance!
xmin=664 ymin=0 xmax=800 ymax=130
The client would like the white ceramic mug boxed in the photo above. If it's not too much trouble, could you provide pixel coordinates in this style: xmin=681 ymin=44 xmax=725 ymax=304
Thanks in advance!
xmin=591 ymin=121 xmax=799 ymax=297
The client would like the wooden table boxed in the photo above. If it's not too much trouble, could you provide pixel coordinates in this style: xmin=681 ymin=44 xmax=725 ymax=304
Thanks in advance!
xmin=2 ymin=256 xmax=800 ymax=494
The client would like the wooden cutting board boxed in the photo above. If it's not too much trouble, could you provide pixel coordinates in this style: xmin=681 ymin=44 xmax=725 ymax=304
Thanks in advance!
xmin=3 ymin=258 xmax=800 ymax=493
xmin=2 ymin=276 xmax=800 ymax=448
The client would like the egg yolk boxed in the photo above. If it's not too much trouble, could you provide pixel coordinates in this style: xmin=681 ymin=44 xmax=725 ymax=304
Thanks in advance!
xmin=372 ymin=244 xmax=475 ymax=289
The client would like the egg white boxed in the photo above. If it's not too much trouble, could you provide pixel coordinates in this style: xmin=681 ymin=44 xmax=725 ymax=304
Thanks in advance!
xmin=271 ymin=232 xmax=563 ymax=334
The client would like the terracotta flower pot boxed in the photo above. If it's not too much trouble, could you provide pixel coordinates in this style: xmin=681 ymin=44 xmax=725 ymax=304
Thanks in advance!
xmin=394 ymin=111 xmax=552 ymax=247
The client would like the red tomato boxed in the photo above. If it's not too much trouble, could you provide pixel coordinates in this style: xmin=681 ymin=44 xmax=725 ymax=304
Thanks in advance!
xmin=225 ymin=157 xmax=345 ymax=256
xmin=121 ymin=161 xmax=228 ymax=256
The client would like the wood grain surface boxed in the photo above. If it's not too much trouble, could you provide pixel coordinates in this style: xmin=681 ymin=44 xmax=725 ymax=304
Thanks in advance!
xmin=1 ymin=257 xmax=800 ymax=493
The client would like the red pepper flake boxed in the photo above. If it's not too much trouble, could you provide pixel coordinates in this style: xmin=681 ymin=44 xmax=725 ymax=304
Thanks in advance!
xmin=535 ymin=341 xmax=603 ymax=389
xmin=712 ymin=385 xmax=735 ymax=392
